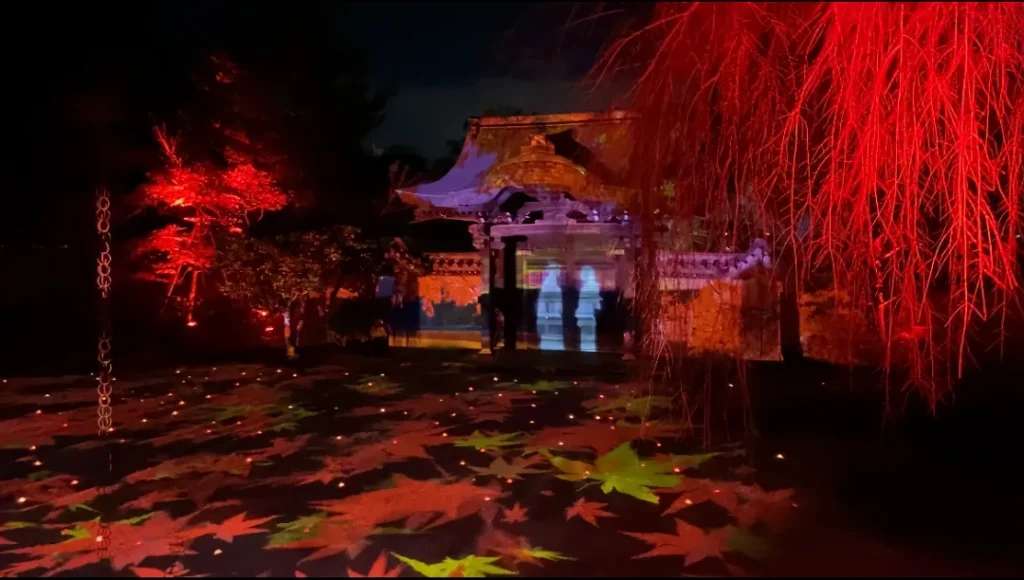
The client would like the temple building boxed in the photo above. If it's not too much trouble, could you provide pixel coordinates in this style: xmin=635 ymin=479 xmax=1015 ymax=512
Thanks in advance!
xmin=390 ymin=110 xmax=779 ymax=358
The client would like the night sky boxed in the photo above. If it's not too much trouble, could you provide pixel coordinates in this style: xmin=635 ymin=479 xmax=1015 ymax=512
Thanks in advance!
xmin=5 ymin=1 xmax=634 ymax=244
xmin=341 ymin=2 xmax=622 ymax=157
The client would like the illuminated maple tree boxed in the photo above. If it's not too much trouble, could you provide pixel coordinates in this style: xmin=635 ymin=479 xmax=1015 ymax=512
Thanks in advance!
xmin=131 ymin=54 xmax=290 ymax=324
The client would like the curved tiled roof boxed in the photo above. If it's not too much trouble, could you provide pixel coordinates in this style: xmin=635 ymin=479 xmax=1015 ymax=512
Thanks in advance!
xmin=396 ymin=110 xmax=638 ymax=219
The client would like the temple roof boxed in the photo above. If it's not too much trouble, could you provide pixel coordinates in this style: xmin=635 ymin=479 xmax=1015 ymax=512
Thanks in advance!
xmin=397 ymin=110 xmax=638 ymax=221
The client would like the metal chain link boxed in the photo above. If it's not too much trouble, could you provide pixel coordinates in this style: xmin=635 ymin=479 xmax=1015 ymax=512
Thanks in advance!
xmin=96 ymin=189 xmax=114 ymax=435
xmin=95 ymin=188 xmax=113 ymax=563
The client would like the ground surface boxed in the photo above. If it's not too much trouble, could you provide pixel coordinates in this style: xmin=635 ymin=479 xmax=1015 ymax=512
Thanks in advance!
xmin=0 ymin=350 xmax=1020 ymax=577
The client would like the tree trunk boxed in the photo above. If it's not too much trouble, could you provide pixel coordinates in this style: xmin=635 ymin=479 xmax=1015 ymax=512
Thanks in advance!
xmin=779 ymin=246 xmax=803 ymax=364
xmin=282 ymin=309 xmax=296 ymax=359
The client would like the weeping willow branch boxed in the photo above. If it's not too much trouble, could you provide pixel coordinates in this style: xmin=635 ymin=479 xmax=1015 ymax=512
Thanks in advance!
xmin=595 ymin=2 xmax=1024 ymax=412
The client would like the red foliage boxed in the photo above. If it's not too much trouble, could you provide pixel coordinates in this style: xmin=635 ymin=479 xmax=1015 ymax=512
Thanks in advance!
xmin=134 ymin=65 xmax=290 ymax=321
xmin=596 ymin=2 xmax=1024 ymax=407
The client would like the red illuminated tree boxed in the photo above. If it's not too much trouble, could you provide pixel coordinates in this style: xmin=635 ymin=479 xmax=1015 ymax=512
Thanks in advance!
xmin=131 ymin=55 xmax=289 ymax=323
xmin=596 ymin=2 xmax=1024 ymax=410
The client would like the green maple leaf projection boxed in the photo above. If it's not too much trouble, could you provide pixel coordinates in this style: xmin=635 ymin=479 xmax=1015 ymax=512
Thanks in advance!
xmin=724 ymin=526 xmax=771 ymax=560
xmin=3 ymin=522 xmax=37 ymax=530
xmin=585 ymin=395 xmax=672 ymax=419
xmin=516 ymin=379 xmax=570 ymax=392
xmin=266 ymin=403 xmax=317 ymax=432
xmin=468 ymin=455 xmax=545 ymax=480
xmin=60 ymin=522 xmax=95 ymax=541
xmin=210 ymin=404 xmax=255 ymax=422
xmin=546 ymin=442 xmax=681 ymax=503
xmin=393 ymin=553 xmax=516 ymax=577
xmin=267 ymin=513 xmax=327 ymax=546
xmin=516 ymin=546 xmax=575 ymax=563
xmin=660 ymin=452 xmax=718 ymax=470
xmin=453 ymin=431 xmax=523 ymax=451
xmin=207 ymin=402 xmax=316 ymax=432
xmin=348 ymin=375 xmax=402 ymax=396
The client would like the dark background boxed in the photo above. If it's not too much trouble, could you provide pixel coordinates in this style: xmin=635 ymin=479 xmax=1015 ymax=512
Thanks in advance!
xmin=1 ymin=1 xmax=638 ymax=374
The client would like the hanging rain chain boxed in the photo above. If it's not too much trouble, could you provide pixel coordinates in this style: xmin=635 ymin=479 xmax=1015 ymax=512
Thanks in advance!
xmin=96 ymin=188 xmax=114 ymax=434
xmin=95 ymin=188 xmax=114 ymax=562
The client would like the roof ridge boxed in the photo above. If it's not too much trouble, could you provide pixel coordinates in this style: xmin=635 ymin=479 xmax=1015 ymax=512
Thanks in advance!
xmin=471 ymin=110 xmax=638 ymax=128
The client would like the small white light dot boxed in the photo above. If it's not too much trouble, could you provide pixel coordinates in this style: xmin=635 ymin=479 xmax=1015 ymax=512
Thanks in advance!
xmin=17 ymin=496 xmax=27 ymax=504
xmin=776 ymin=453 xmax=785 ymax=460
xmin=337 ymin=481 xmax=346 ymax=488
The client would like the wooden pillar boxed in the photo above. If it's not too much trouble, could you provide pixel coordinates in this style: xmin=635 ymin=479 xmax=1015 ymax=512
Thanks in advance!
xmin=484 ymin=242 xmax=500 ymax=353
xmin=501 ymin=236 xmax=526 ymax=351
xmin=472 ymin=223 xmax=497 ymax=354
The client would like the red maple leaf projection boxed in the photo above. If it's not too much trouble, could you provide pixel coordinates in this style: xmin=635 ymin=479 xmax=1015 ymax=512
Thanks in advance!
xmin=565 ymin=498 xmax=616 ymax=527
xmin=527 ymin=421 xmax=677 ymax=455
xmin=661 ymin=479 xmax=741 ymax=516
xmin=501 ymin=502 xmax=529 ymax=524
xmin=183 ymin=512 xmax=275 ymax=543
xmin=623 ymin=519 xmax=731 ymax=567
xmin=4 ymin=513 xmax=197 ymax=575
xmin=122 ymin=487 xmax=188 ymax=511
xmin=309 ymin=475 xmax=502 ymax=542
xmin=346 ymin=552 xmax=404 ymax=577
